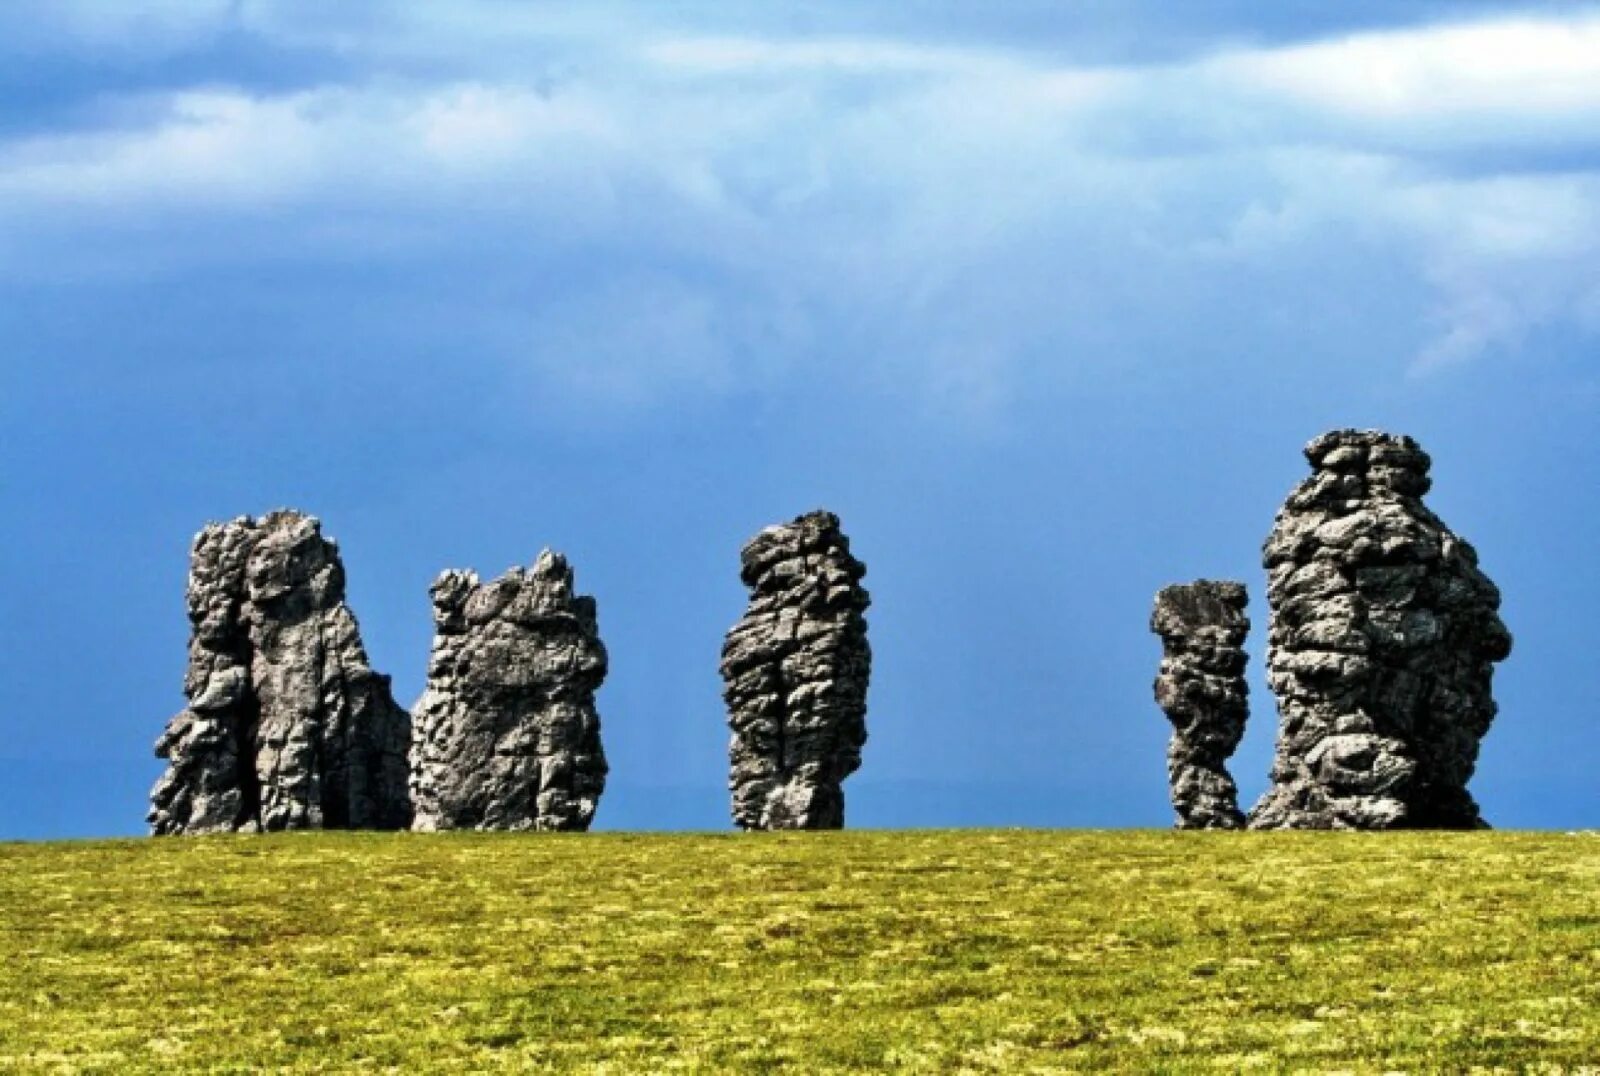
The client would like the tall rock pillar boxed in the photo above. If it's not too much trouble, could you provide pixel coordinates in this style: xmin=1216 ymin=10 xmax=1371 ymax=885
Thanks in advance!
xmin=1250 ymin=430 xmax=1512 ymax=829
xmin=722 ymin=510 xmax=871 ymax=830
xmin=409 ymin=550 xmax=608 ymax=831
xmin=149 ymin=510 xmax=412 ymax=834
xmin=1151 ymin=581 xmax=1250 ymax=829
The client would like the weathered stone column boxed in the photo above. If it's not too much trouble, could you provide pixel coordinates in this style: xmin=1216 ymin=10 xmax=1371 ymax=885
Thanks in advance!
xmin=1250 ymin=430 xmax=1512 ymax=830
xmin=722 ymin=510 xmax=871 ymax=830
xmin=409 ymin=550 xmax=608 ymax=831
xmin=1151 ymin=581 xmax=1250 ymax=829
xmin=149 ymin=510 xmax=412 ymax=834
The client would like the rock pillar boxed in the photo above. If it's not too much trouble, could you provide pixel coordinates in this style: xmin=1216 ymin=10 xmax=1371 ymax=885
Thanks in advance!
xmin=1250 ymin=430 xmax=1512 ymax=829
xmin=722 ymin=510 xmax=871 ymax=830
xmin=150 ymin=511 xmax=411 ymax=834
xmin=1152 ymin=581 xmax=1250 ymax=829
xmin=409 ymin=550 xmax=608 ymax=831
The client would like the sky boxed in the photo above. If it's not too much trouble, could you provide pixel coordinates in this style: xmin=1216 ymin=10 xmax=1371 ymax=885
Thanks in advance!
xmin=2 ymin=1 xmax=1597 ymax=839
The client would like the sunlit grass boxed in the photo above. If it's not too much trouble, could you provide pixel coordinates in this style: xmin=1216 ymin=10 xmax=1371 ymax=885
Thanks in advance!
xmin=2 ymin=830 xmax=1596 ymax=1072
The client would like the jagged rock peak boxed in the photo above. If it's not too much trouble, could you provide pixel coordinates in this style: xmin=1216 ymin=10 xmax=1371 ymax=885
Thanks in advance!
xmin=409 ymin=548 xmax=608 ymax=832
xmin=1286 ymin=429 xmax=1434 ymax=508
xmin=723 ymin=509 xmax=871 ymax=830
xmin=149 ymin=510 xmax=412 ymax=835
xmin=1151 ymin=580 xmax=1250 ymax=830
xmin=1250 ymin=429 xmax=1512 ymax=830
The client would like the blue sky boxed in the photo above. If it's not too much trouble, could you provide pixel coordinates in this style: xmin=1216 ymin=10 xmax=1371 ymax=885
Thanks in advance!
xmin=2 ymin=2 xmax=1596 ymax=838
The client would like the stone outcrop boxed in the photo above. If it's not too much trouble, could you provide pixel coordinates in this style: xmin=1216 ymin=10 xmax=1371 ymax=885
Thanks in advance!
xmin=409 ymin=550 xmax=608 ymax=831
xmin=1151 ymin=581 xmax=1250 ymax=829
xmin=149 ymin=511 xmax=412 ymax=834
xmin=722 ymin=510 xmax=871 ymax=830
xmin=1250 ymin=430 xmax=1512 ymax=830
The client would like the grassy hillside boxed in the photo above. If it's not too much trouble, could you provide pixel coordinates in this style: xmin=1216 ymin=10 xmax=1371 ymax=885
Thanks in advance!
xmin=2 ymin=830 xmax=1596 ymax=1072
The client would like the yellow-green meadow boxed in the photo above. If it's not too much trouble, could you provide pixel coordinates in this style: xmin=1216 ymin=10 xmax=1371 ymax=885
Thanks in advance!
xmin=3 ymin=830 xmax=1596 ymax=1072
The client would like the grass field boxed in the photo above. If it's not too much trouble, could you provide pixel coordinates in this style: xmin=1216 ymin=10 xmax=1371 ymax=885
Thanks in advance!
xmin=2 ymin=830 xmax=1597 ymax=1073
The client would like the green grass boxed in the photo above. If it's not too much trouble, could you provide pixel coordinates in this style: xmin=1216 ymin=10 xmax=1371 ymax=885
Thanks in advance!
xmin=2 ymin=831 xmax=1597 ymax=1073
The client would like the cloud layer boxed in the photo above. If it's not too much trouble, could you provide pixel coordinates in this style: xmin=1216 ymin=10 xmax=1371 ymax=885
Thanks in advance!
xmin=5 ymin=5 xmax=1598 ymax=405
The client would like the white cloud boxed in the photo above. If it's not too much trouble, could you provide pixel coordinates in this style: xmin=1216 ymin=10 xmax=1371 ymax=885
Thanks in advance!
xmin=0 ymin=83 xmax=635 ymax=211
xmin=1397 ymin=173 xmax=1600 ymax=370
xmin=1386 ymin=174 xmax=1600 ymax=261
xmin=0 ymin=91 xmax=328 ymax=207
xmin=2 ymin=9 xmax=1598 ymax=397
xmin=1215 ymin=15 xmax=1600 ymax=121
xmin=644 ymin=36 xmax=994 ymax=75
xmin=406 ymin=85 xmax=622 ymax=171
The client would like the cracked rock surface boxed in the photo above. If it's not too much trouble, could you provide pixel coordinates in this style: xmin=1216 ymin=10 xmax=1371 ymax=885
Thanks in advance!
xmin=1152 ymin=581 xmax=1250 ymax=829
xmin=149 ymin=510 xmax=412 ymax=835
xmin=409 ymin=550 xmax=608 ymax=831
xmin=1250 ymin=430 xmax=1512 ymax=830
xmin=722 ymin=510 xmax=871 ymax=830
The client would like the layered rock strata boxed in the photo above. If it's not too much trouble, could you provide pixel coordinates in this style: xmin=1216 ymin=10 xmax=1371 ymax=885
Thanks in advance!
xmin=722 ymin=510 xmax=871 ymax=830
xmin=1250 ymin=430 xmax=1512 ymax=830
xmin=409 ymin=550 xmax=608 ymax=831
xmin=1151 ymin=581 xmax=1250 ymax=829
xmin=149 ymin=511 xmax=412 ymax=835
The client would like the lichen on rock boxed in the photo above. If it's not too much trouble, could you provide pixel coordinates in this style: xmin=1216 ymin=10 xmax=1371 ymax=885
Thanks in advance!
xmin=722 ymin=510 xmax=871 ymax=830
xmin=1249 ymin=430 xmax=1512 ymax=830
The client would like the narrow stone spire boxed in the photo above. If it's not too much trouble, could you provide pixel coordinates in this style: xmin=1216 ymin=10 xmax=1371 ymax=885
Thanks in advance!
xmin=722 ymin=510 xmax=871 ymax=830
xmin=1151 ymin=581 xmax=1250 ymax=829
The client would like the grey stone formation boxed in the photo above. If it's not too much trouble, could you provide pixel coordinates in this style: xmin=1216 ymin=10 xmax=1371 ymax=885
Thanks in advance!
xmin=1250 ymin=430 xmax=1513 ymax=830
xmin=409 ymin=550 xmax=608 ymax=831
xmin=722 ymin=510 xmax=871 ymax=830
xmin=1151 ymin=581 xmax=1250 ymax=830
xmin=149 ymin=511 xmax=412 ymax=835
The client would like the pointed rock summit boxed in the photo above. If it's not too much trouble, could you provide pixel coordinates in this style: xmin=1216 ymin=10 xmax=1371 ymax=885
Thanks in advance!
xmin=722 ymin=510 xmax=872 ymax=830
xmin=1151 ymin=581 xmax=1250 ymax=829
xmin=149 ymin=510 xmax=412 ymax=835
xmin=1250 ymin=430 xmax=1512 ymax=829
xmin=409 ymin=550 xmax=609 ymax=831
